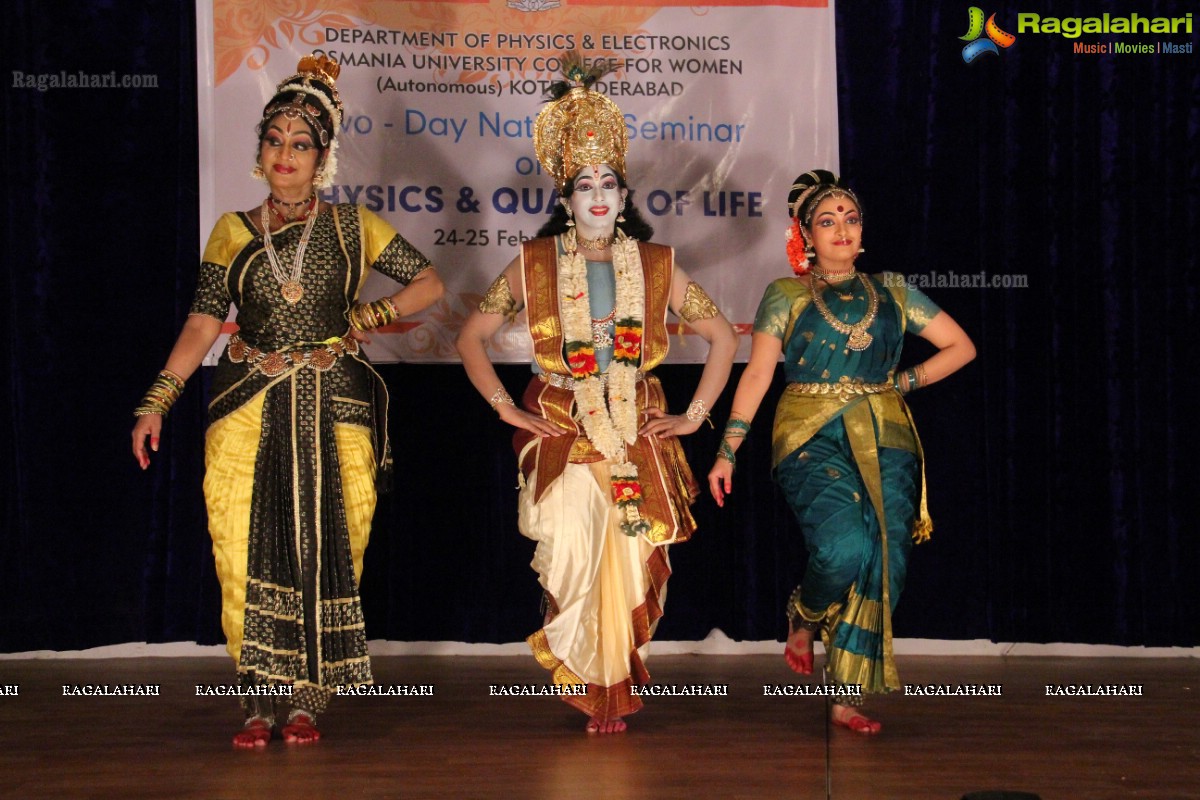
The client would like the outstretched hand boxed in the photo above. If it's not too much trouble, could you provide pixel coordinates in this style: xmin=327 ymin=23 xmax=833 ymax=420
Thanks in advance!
xmin=132 ymin=414 xmax=164 ymax=470
xmin=708 ymin=457 xmax=734 ymax=507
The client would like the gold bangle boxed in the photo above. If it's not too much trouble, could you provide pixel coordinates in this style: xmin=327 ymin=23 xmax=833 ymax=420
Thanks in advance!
xmin=134 ymin=371 xmax=185 ymax=418
xmin=349 ymin=297 xmax=398 ymax=332
xmin=381 ymin=296 xmax=399 ymax=321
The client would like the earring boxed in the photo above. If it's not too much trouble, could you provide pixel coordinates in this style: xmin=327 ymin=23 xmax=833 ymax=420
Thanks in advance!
xmin=858 ymin=246 xmax=865 ymax=254
xmin=251 ymin=163 xmax=266 ymax=181
xmin=313 ymin=169 xmax=325 ymax=185
xmin=617 ymin=199 xmax=627 ymax=223
xmin=805 ymin=245 xmax=816 ymax=261
xmin=565 ymin=207 xmax=575 ymax=227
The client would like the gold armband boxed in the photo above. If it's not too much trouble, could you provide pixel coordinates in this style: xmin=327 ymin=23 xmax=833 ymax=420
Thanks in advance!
xmin=479 ymin=273 xmax=518 ymax=320
xmin=679 ymin=281 xmax=720 ymax=323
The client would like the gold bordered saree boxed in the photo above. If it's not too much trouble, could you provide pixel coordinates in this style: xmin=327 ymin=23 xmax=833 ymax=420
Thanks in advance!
xmin=757 ymin=272 xmax=940 ymax=694
xmin=514 ymin=236 xmax=699 ymax=721
xmin=192 ymin=204 xmax=430 ymax=712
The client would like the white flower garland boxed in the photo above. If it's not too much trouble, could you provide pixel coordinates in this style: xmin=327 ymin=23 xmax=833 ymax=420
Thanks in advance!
xmin=557 ymin=230 xmax=652 ymax=537
xmin=557 ymin=229 xmax=644 ymax=461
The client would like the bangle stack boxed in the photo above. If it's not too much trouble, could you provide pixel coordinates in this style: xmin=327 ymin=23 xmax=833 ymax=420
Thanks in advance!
xmin=348 ymin=297 xmax=399 ymax=331
xmin=489 ymin=386 xmax=515 ymax=411
xmin=717 ymin=417 xmax=751 ymax=468
xmin=134 ymin=370 xmax=185 ymax=417
xmin=895 ymin=364 xmax=928 ymax=395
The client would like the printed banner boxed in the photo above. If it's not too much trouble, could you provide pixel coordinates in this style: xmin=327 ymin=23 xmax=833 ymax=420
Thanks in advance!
xmin=197 ymin=0 xmax=839 ymax=363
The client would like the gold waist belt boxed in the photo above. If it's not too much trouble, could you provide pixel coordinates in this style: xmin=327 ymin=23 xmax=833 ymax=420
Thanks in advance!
xmin=786 ymin=376 xmax=894 ymax=402
xmin=227 ymin=333 xmax=360 ymax=377
xmin=538 ymin=371 xmax=644 ymax=391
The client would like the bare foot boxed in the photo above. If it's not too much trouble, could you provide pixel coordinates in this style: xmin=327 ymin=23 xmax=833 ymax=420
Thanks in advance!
xmin=831 ymin=704 xmax=882 ymax=735
xmin=281 ymin=711 xmax=321 ymax=744
xmin=784 ymin=622 xmax=814 ymax=675
xmin=232 ymin=717 xmax=272 ymax=748
xmin=585 ymin=717 xmax=627 ymax=734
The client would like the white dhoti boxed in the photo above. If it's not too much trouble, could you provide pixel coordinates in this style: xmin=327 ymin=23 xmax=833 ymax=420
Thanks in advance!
xmin=520 ymin=458 xmax=671 ymax=722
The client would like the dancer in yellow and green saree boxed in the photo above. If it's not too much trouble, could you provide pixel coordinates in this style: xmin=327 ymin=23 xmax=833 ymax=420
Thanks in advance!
xmin=708 ymin=170 xmax=975 ymax=734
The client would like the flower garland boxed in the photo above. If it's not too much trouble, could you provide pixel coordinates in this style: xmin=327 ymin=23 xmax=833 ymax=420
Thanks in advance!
xmin=785 ymin=216 xmax=811 ymax=276
xmin=558 ymin=228 xmax=651 ymax=537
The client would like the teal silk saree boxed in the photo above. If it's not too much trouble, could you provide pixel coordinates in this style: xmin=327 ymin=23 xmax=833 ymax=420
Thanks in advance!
xmin=754 ymin=272 xmax=940 ymax=693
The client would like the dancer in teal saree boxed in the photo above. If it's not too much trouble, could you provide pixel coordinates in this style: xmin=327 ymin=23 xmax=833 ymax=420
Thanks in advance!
xmin=708 ymin=171 xmax=975 ymax=733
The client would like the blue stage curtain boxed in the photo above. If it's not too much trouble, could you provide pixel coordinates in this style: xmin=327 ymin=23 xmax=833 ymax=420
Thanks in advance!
xmin=832 ymin=0 xmax=1198 ymax=646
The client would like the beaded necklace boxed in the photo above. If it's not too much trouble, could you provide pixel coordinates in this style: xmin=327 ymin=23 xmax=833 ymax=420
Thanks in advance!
xmin=260 ymin=200 xmax=318 ymax=304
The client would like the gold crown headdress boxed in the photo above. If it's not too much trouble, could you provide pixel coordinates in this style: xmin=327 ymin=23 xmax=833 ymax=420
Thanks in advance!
xmin=533 ymin=54 xmax=628 ymax=192
xmin=295 ymin=54 xmax=341 ymax=87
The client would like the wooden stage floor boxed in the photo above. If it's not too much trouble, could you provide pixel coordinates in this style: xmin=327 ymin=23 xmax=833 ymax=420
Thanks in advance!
xmin=0 ymin=654 xmax=1196 ymax=799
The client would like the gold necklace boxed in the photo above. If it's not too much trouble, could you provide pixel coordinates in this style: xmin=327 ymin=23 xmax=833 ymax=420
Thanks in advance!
xmin=576 ymin=232 xmax=614 ymax=251
xmin=811 ymin=272 xmax=859 ymax=303
xmin=812 ymin=268 xmax=857 ymax=301
xmin=810 ymin=273 xmax=878 ymax=351
xmin=810 ymin=267 xmax=856 ymax=281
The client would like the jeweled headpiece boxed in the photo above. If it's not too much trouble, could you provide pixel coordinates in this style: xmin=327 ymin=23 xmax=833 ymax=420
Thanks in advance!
xmin=534 ymin=54 xmax=628 ymax=192
xmin=787 ymin=169 xmax=863 ymax=227
xmin=257 ymin=54 xmax=344 ymax=188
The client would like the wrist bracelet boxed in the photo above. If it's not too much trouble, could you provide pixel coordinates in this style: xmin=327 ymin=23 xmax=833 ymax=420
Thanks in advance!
xmin=685 ymin=398 xmax=709 ymax=423
xmin=134 ymin=369 xmax=185 ymax=417
xmin=717 ymin=438 xmax=737 ymax=467
xmin=723 ymin=418 xmax=751 ymax=437
xmin=489 ymin=386 xmax=515 ymax=411
xmin=348 ymin=296 xmax=399 ymax=331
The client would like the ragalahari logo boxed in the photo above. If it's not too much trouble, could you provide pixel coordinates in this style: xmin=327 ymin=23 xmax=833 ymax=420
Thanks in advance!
xmin=960 ymin=7 xmax=1017 ymax=62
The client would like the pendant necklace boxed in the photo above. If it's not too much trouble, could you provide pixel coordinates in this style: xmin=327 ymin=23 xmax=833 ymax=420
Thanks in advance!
xmin=811 ymin=273 xmax=879 ymax=351
xmin=261 ymin=200 xmax=319 ymax=304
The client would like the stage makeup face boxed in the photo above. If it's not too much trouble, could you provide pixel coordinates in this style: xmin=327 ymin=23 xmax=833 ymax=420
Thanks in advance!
xmin=258 ymin=113 xmax=322 ymax=198
xmin=566 ymin=164 xmax=627 ymax=240
xmin=807 ymin=195 xmax=862 ymax=269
